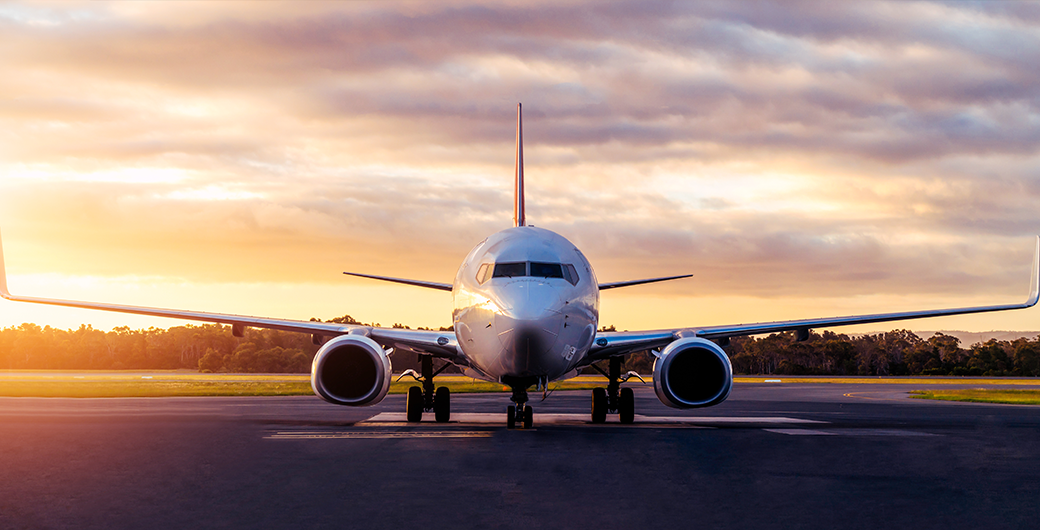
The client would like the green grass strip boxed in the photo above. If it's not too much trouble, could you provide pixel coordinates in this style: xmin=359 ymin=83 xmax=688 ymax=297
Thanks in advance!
xmin=909 ymin=389 xmax=1040 ymax=405
xmin=5 ymin=371 xmax=1039 ymax=398
xmin=734 ymin=376 xmax=1040 ymax=385
xmin=0 ymin=381 xmax=313 ymax=398
xmin=0 ymin=376 xmax=612 ymax=398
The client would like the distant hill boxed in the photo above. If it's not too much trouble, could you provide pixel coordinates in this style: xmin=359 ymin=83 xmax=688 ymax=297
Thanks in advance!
xmin=855 ymin=330 xmax=1040 ymax=346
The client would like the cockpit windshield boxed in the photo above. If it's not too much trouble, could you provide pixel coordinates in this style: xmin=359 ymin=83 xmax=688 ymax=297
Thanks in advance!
xmin=492 ymin=262 xmax=527 ymax=278
xmin=530 ymin=262 xmax=563 ymax=278
xmin=477 ymin=261 xmax=579 ymax=285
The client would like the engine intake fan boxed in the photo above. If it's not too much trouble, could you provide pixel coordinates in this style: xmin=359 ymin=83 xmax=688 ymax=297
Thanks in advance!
xmin=311 ymin=334 xmax=391 ymax=406
xmin=653 ymin=337 xmax=733 ymax=408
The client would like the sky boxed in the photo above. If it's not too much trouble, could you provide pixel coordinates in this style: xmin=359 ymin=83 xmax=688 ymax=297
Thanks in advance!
xmin=1 ymin=0 xmax=1039 ymax=334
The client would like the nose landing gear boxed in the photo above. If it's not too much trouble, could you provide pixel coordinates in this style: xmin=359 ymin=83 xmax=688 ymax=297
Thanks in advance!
xmin=506 ymin=385 xmax=533 ymax=429
xmin=401 ymin=354 xmax=452 ymax=423
xmin=590 ymin=356 xmax=643 ymax=424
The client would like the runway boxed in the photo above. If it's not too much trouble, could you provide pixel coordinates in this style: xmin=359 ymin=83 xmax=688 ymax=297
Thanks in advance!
xmin=2 ymin=382 xmax=1039 ymax=529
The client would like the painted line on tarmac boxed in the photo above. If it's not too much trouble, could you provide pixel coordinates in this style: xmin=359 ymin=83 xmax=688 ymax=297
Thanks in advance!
xmin=765 ymin=428 xmax=939 ymax=437
xmin=764 ymin=428 xmax=836 ymax=436
xmin=266 ymin=431 xmax=494 ymax=440
xmin=361 ymin=412 xmax=826 ymax=427
xmin=638 ymin=415 xmax=827 ymax=425
xmin=843 ymin=391 xmax=915 ymax=401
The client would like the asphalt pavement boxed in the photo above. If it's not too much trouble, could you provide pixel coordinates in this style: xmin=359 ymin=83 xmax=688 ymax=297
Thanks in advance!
xmin=2 ymin=382 xmax=1038 ymax=530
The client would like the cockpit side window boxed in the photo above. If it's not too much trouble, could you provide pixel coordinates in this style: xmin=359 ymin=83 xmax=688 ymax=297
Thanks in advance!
xmin=530 ymin=262 xmax=563 ymax=279
xmin=476 ymin=263 xmax=491 ymax=284
xmin=492 ymin=262 xmax=527 ymax=278
xmin=562 ymin=264 xmax=579 ymax=285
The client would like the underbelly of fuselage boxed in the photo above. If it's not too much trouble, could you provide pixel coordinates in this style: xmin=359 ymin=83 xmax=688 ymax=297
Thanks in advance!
xmin=455 ymin=311 xmax=596 ymax=383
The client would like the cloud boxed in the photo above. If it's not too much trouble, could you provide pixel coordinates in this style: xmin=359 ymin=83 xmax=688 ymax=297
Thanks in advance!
xmin=1 ymin=0 xmax=1039 ymax=331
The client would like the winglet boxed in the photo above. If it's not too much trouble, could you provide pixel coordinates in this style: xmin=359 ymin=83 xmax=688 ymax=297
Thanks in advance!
xmin=0 ymin=229 xmax=10 ymax=299
xmin=514 ymin=102 xmax=525 ymax=227
xmin=1028 ymin=235 xmax=1039 ymax=306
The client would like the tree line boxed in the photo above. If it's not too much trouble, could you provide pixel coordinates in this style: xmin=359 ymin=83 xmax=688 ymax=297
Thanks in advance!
xmin=0 ymin=316 xmax=460 ymax=375
xmin=1 ymin=318 xmax=1038 ymax=376
xmin=724 ymin=329 xmax=1040 ymax=377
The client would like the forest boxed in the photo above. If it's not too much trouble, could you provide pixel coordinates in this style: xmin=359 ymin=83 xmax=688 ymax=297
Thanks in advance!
xmin=1 ymin=317 xmax=1039 ymax=377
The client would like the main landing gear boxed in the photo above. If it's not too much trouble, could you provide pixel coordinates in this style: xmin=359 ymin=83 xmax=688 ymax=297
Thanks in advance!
xmin=590 ymin=356 xmax=643 ymax=424
xmin=400 ymin=354 xmax=451 ymax=423
xmin=505 ymin=382 xmax=534 ymax=429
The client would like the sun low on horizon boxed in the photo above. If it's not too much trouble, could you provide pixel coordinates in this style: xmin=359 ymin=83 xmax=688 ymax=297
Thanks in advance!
xmin=2 ymin=1 xmax=1039 ymax=335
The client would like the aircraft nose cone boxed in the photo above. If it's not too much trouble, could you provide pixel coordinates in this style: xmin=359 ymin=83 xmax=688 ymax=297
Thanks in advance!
xmin=493 ymin=280 xmax=565 ymax=375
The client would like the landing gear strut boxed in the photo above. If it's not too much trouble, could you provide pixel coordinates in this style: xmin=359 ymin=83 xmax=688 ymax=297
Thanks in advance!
xmin=590 ymin=356 xmax=641 ymax=424
xmin=402 ymin=354 xmax=451 ymax=423
xmin=506 ymin=386 xmax=533 ymax=429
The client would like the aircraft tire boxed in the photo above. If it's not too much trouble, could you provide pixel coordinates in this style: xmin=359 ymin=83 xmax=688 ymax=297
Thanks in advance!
xmin=523 ymin=405 xmax=533 ymax=429
xmin=591 ymin=387 xmax=607 ymax=423
xmin=406 ymin=386 xmax=423 ymax=422
xmin=434 ymin=386 xmax=450 ymax=423
xmin=507 ymin=405 xmax=516 ymax=429
xmin=619 ymin=387 xmax=635 ymax=424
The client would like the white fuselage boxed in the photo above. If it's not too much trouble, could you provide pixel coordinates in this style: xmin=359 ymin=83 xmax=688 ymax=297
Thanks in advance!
xmin=452 ymin=226 xmax=599 ymax=384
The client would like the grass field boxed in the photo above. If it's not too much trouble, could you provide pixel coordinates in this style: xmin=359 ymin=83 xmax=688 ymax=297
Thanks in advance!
xmin=2 ymin=371 xmax=1039 ymax=398
xmin=909 ymin=389 xmax=1040 ymax=405
xmin=0 ymin=373 xmax=608 ymax=398
xmin=734 ymin=376 xmax=1040 ymax=385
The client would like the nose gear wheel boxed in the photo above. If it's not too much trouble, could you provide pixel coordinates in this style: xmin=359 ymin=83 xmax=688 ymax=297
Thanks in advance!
xmin=506 ymin=385 xmax=533 ymax=429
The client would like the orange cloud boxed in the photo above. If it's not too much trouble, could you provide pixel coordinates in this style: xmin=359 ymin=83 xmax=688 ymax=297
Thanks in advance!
xmin=1 ymin=1 xmax=1038 ymax=332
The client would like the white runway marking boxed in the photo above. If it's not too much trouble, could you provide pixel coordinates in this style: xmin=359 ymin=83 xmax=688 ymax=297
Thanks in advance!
xmin=837 ymin=429 xmax=939 ymax=437
xmin=266 ymin=431 xmax=493 ymax=440
xmin=764 ymin=429 xmax=837 ymax=436
xmin=361 ymin=412 xmax=827 ymax=426
xmin=765 ymin=428 xmax=938 ymax=437
xmin=638 ymin=415 xmax=826 ymax=425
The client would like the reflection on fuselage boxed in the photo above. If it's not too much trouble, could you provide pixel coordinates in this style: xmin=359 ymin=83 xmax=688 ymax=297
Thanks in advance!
xmin=453 ymin=226 xmax=599 ymax=384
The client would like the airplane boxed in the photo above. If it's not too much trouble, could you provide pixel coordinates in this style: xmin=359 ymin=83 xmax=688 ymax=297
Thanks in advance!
xmin=1 ymin=103 xmax=1038 ymax=429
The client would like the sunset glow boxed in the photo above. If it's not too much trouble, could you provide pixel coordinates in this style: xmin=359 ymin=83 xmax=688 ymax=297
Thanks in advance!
xmin=2 ymin=1 xmax=1039 ymax=333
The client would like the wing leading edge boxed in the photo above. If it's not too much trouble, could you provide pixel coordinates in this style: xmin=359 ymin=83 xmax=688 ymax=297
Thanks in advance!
xmin=695 ymin=236 xmax=1039 ymax=341
xmin=0 ymin=230 xmax=464 ymax=364
xmin=587 ymin=237 xmax=1040 ymax=362
xmin=599 ymin=274 xmax=692 ymax=290
xmin=343 ymin=272 xmax=453 ymax=291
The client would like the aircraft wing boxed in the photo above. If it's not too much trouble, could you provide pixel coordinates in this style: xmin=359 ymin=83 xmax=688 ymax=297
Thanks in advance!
xmin=585 ymin=236 xmax=1040 ymax=363
xmin=343 ymin=272 xmax=453 ymax=291
xmin=0 ymin=231 xmax=467 ymax=365
xmin=367 ymin=327 xmax=463 ymax=362
xmin=694 ymin=236 xmax=1039 ymax=341
xmin=598 ymin=274 xmax=692 ymax=290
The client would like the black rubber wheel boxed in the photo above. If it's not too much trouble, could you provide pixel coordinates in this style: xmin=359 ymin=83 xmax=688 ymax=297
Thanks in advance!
xmin=434 ymin=386 xmax=451 ymax=423
xmin=522 ymin=405 xmax=533 ymax=429
xmin=507 ymin=405 xmax=516 ymax=429
xmin=619 ymin=387 xmax=635 ymax=424
xmin=591 ymin=387 xmax=607 ymax=423
xmin=406 ymin=386 xmax=423 ymax=422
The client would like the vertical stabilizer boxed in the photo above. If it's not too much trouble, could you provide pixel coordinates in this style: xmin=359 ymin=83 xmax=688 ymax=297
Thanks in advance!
xmin=514 ymin=103 xmax=525 ymax=227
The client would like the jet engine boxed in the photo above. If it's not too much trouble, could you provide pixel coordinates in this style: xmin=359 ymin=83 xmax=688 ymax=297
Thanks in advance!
xmin=653 ymin=337 xmax=733 ymax=408
xmin=311 ymin=334 xmax=392 ymax=406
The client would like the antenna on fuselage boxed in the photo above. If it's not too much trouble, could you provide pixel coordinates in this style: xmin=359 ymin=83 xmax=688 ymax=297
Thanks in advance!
xmin=514 ymin=102 xmax=526 ymax=227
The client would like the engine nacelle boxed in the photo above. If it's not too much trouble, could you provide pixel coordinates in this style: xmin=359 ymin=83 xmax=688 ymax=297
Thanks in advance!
xmin=311 ymin=334 xmax=392 ymax=406
xmin=653 ymin=337 xmax=733 ymax=408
